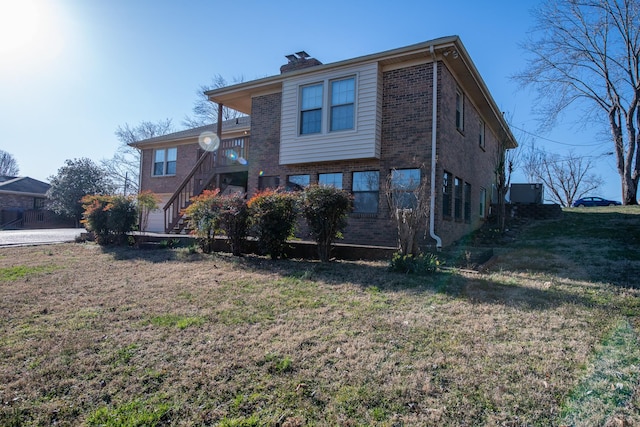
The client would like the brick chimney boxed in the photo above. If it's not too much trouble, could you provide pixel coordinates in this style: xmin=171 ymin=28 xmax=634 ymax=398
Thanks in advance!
xmin=280 ymin=51 xmax=322 ymax=73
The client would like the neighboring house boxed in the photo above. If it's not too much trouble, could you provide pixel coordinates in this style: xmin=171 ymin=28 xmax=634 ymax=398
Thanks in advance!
xmin=132 ymin=35 xmax=517 ymax=248
xmin=0 ymin=176 xmax=50 ymax=229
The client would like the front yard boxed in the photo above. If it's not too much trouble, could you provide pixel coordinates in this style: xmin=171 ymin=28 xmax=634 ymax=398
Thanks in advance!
xmin=0 ymin=206 xmax=639 ymax=425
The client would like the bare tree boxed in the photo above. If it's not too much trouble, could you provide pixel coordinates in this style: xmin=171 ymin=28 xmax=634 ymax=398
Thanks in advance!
xmin=182 ymin=74 xmax=245 ymax=128
xmin=102 ymin=119 xmax=173 ymax=195
xmin=0 ymin=150 xmax=19 ymax=176
xmin=525 ymin=149 xmax=604 ymax=207
xmin=514 ymin=0 xmax=640 ymax=205
xmin=494 ymin=132 xmax=519 ymax=233
xmin=521 ymin=141 xmax=545 ymax=184
xmin=385 ymin=168 xmax=430 ymax=256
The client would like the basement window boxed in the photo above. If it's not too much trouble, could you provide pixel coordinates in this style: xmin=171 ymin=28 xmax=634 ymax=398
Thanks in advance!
xmin=352 ymin=171 xmax=379 ymax=213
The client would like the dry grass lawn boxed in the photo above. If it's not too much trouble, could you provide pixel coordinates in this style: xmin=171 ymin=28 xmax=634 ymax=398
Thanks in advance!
xmin=0 ymin=206 xmax=639 ymax=426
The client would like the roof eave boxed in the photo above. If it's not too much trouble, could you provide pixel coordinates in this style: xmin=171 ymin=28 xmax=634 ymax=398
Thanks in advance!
xmin=206 ymin=35 xmax=517 ymax=148
xmin=205 ymin=36 xmax=462 ymax=113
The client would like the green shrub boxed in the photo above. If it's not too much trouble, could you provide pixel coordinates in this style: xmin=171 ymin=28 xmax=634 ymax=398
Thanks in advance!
xmin=218 ymin=194 xmax=249 ymax=256
xmin=248 ymin=190 xmax=299 ymax=259
xmin=301 ymin=185 xmax=352 ymax=262
xmin=81 ymin=195 xmax=137 ymax=245
xmin=81 ymin=195 xmax=110 ymax=243
xmin=389 ymin=252 xmax=440 ymax=274
xmin=136 ymin=190 xmax=161 ymax=233
xmin=183 ymin=189 xmax=221 ymax=253
xmin=106 ymin=196 xmax=138 ymax=243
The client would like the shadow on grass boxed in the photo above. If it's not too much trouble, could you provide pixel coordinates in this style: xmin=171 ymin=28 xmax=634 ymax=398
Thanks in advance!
xmin=95 ymin=243 xmax=197 ymax=263
xmin=90 ymin=207 xmax=640 ymax=313
xmin=218 ymin=253 xmax=634 ymax=315
xmin=503 ymin=209 xmax=640 ymax=289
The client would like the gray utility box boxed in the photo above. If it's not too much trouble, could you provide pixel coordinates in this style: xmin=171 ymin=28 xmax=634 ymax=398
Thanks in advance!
xmin=510 ymin=183 xmax=544 ymax=204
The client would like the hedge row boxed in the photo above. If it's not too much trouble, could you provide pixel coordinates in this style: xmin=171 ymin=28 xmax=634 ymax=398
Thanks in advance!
xmin=184 ymin=185 xmax=352 ymax=262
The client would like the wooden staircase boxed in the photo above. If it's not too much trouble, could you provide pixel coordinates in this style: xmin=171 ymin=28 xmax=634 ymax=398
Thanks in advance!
xmin=163 ymin=136 xmax=249 ymax=234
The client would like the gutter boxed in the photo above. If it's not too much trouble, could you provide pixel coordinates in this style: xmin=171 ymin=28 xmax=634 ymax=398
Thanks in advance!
xmin=429 ymin=45 xmax=443 ymax=250
xmin=0 ymin=190 xmax=47 ymax=198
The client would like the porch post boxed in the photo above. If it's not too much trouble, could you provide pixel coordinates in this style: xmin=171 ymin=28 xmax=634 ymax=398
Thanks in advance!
xmin=216 ymin=103 xmax=223 ymax=190
xmin=217 ymin=103 xmax=223 ymax=138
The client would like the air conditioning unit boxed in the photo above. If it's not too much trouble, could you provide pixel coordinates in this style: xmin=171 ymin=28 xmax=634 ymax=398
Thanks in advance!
xmin=509 ymin=183 xmax=544 ymax=204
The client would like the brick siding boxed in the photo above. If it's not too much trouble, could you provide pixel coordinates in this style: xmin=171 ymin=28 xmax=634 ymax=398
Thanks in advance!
xmin=0 ymin=194 xmax=41 ymax=211
xmin=139 ymin=143 xmax=201 ymax=194
xmin=246 ymin=61 xmax=504 ymax=248
xmin=143 ymin=58 xmax=507 ymax=249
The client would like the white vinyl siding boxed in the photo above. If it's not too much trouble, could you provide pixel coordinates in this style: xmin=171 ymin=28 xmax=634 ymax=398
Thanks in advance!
xmin=280 ymin=62 xmax=381 ymax=165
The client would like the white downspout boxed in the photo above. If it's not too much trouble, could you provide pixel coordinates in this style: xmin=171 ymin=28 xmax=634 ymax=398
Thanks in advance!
xmin=429 ymin=45 xmax=443 ymax=249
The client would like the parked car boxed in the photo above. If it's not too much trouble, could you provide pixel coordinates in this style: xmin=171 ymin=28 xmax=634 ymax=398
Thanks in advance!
xmin=572 ymin=197 xmax=621 ymax=207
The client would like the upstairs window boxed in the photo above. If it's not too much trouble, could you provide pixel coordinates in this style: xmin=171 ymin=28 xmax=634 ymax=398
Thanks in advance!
xmin=330 ymin=77 xmax=355 ymax=131
xmin=352 ymin=171 xmax=379 ymax=213
xmin=300 ymin=83 xmax=323 ymax=134
xmin=478 ymin=119 xmax=485 ymax=149
xmin=319 ymin=173 xmax=343 ymax=189
xmin=455 ymin=88 xmax=464 ymax=131
xmin=153 ymin=147 xmax=177 ymax=176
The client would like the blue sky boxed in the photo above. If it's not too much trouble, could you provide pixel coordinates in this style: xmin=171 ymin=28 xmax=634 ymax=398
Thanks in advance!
xmin=0 ymin=0 xmax=621 ymax=200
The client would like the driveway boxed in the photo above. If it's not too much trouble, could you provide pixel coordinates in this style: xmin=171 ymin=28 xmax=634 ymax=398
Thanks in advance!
xmin=0 ymin=228 xmax=85 ymax=247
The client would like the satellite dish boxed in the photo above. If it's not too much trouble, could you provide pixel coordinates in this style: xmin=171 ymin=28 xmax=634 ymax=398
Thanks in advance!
xmin=198 ymin=131 xmax=220 ymax=152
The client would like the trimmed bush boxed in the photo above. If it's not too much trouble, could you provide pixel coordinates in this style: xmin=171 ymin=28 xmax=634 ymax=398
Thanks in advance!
xmin=248 ymin=190 xmax=298 ymax=259
xmin=81 ymin=195 xmax=137 ymax=245
xmin=301 ymin=185 xmax=352 ymax=262
xmin=183 ymin=189 xmax=221 ymax=253
xmin=218 ymin=194 xmax=249 ymax=256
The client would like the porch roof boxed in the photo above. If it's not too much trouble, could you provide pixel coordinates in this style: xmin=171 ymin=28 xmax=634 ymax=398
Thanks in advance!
xmin=130 ymin=116 xmax=250 ymax=148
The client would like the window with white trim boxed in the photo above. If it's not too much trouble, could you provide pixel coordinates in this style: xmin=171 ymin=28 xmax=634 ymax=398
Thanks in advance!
xmin=330 ymin=77 xmax=355 ymax=131
xmin=153 ymin=147 xmax=177 ymax=176
xmin=298 ymin=75 xmax=356 ymax=136
xmin=300 ymin=83 xmax=323 ymax=135
xmin=352 ymin=171 xmax=379 ymax=213
xmin=319 ymin=173 xmax=342 ymax=189
xmin=479 ymin=187 xmax=487 ymax=218
xmin=478 ymin=118 xmax=485 ymax=149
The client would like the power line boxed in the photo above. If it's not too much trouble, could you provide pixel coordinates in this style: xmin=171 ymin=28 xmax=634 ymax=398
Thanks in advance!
xmin=508 ymin=123 xmax=606 ymax=147
xmin=522 ymin=151 xmax=613 ymax=168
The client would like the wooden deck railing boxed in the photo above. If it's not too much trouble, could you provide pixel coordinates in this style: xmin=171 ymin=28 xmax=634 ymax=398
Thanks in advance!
xmin=163 ymin=136 xmax=248 ymax=233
